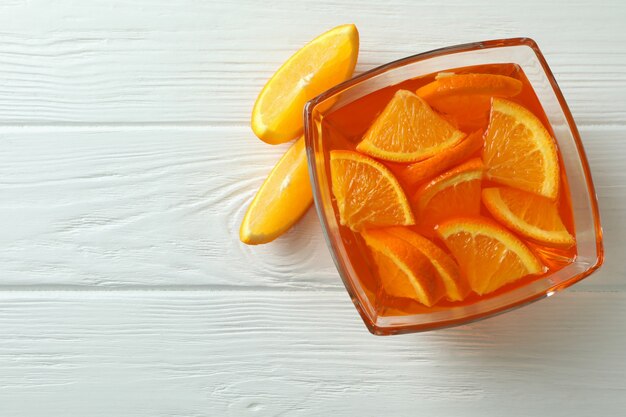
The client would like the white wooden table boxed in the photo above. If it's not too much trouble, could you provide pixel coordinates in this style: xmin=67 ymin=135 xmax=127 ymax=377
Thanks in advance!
xmin=1 ymin=1 xmax=625 ymax=415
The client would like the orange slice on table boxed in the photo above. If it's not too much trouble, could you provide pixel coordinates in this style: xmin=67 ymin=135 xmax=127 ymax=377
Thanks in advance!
xmin=251 ymin=24 xmax=359 ymax=144
xmin=438 ymin=217 xmax=544 ymax=295
xmin=483 ymin=98 xmax=559 ymax=199
xmin=240 ymin=137 xmax=313 ymax=244
xmin=384 ymin=227 xmax=470 ymax=301
xmin=416 ymin=74 xmax=522 ymax=131
xmin=398 ymin=129 xmax=484 ymax=188
xmin=356 ymin=90 xmax=466 ymax=162
xmin=330 ymin=150 xmax=414 ymax=231
xmin=361 ymin=228 xmax=445 ymax=306
xmin=482 ymin=187 xmax=575 ymax=248
xmin=412 ymin=158 xmax=483 ymax=236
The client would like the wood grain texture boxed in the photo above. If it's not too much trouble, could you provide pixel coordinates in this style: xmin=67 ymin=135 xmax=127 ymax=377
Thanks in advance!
xmin=0 ymin=126 xmax=621 ymax=290
xmin=0 ymin=0 xmax=624 ymax=126
xmin=1 ymin=0 xmax=625 ymax=415
xmin=0 ymin=128 xmax=337 ymax=289
xmin=0 ymin=291 xmax=624 ymax=417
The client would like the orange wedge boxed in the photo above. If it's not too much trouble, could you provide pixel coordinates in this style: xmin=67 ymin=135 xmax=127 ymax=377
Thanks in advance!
xmin=412 ymin=158 xmax=483 ymax=236
xmin=384 ymin=227 xmax=470 ymax=301
xmin=425 ymin=95 xmax=491 ymax=131
xmin=416 ymin=74 xmax=522 ymax=131
xmin=362 ymin=228 xmax=445 ymax=306
xmin=240 ymin=137 xmax=312 ymax=244
xmin=417 ymin=73 xmax=523 ymax=101
xmin=438 ymin=217 xmax=544 ymax=295
xmin=483 ymin=98 xmax=559 ymax=199
xmin=251 ymin=24 xmax=359 ymax=144
xmin=482 ymin=187 xmax=575 ymax=248
xmin=398 ymin=129 xmax=484 ymax=188
xmin=330 ymin=150 xmax=414 ymax=231
xmin=356 ymin=90 xmax=466 ymax=162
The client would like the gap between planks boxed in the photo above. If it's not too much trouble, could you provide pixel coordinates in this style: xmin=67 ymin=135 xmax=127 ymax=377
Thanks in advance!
xmin=0 ymin=287 xmax=617 ymax=294
xmin=0 ymin=122 xmax=248 ymax=133
xmin=0 ymin=122 xmax=624 ymax=133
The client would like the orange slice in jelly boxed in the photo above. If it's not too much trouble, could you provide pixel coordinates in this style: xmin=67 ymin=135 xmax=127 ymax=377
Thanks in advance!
xmin=483 ymin=98 xmax=560 ymax=199
xmin=482 ymin=187 xmax=575 ymax=248
xmin=417 ymin=74 xmax=522 ymax=131
xmin=384 ymin=227 xmax=470 ymax=301
xmin=397 ymin=129 xmax=484 ymax=188
xmin=356 ymin=90 xmax=465 ymax=162
xmin=362 ymin=228 xmax=446 ymax=306
xmin=438 ymin=217 xmax=544 ymax=295
xmin=330 ymin=150 xmax=414 ymax=231
xmin=412 ymin=158 xmax=483 ymax=236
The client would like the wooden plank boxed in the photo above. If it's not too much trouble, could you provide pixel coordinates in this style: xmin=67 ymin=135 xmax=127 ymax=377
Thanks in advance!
xmin=0 ymin=0 xmax=624 ymax=125
xmin=0 ymin=127 xmax=337 ymax=288
xmin=0 ymin=1 xmax=624 ymax=415
xmin=0 ymin=290 xmax=624 ymax=416
xmin=0 ymin=127 xmax=621 ymax=289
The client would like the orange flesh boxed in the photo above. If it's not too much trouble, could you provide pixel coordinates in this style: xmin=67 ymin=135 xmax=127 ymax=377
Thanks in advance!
xmin=240 ymin=137 xmax=312 ymax=244
xmin=416 ymin=73 xmax=523 ymax=131
xmin=396 ymin=129 xmax=484 ymax=188
xmin=356 ymin=90 xmax=465 ymax=162
xmin=362 ymin=228 xmax=446 ymax=307
xmin=321 ymin=63 xmax=577 ymax=316
xmin=251 ymin=24 xmax=359 ymax=144
xmin=412 ymin=158 xmax=483 ymax=237
xmin=329 ymin=150 xmax=414 ymax=231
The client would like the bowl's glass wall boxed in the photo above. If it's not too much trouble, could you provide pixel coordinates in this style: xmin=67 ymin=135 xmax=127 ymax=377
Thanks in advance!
xmin=305 ymin=39 xmax=603 ymax=334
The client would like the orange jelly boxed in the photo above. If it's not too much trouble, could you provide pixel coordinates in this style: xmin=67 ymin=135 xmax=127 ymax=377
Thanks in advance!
xmin=322 ymin=63 xmax=577 ymax=317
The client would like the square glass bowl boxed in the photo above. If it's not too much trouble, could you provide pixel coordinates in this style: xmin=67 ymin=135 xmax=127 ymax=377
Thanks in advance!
xmin=304 ymin=38 xmax=604 ymax=335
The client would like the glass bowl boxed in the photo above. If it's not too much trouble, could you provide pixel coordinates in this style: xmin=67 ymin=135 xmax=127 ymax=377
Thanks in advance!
xmin=303 ymin=38 xmax=604 ymax=335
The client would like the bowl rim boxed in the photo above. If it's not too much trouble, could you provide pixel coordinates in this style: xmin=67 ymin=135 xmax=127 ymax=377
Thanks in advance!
xmin=303 ymin=37 xmax=605 ymax=335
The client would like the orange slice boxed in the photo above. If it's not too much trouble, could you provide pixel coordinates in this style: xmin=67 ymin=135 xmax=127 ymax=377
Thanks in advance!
xmin=425 ymin=95 xmax=491 ymax=132
xmin=240 ymin=137 xmax=312 ymax=244
xmin=417 ymin=74 xmax=522 ymax=131
xmin=412 ymin=158 xmax=483 ymax=236
xmin=361 ymin=228 xmax=445 ymax=306
xmin=482 ymin=187 xmax=575 ymax=248
xmin=251 ymin=24 xmax=359 ymax=144
xmin=416 ymin=73 xmax=523 ymax=101
xmin=356 ymin=90 xmax=465 ymax=162
xmin=398 ymin=129 xmax=484 ymax=188
xmin=384 ymin=227 xmax=470 ymax=301
xmin=483 ymin=98 xmax=559 ymax=199
xmin=438 ymin=217 xmax=544 ymax=295
xmin=330 ymin=150 xmax=414 ymax=231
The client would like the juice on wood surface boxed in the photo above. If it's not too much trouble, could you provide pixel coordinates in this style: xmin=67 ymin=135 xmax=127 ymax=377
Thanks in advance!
xmin=325 ymin=63 xmax=577 ymax=316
